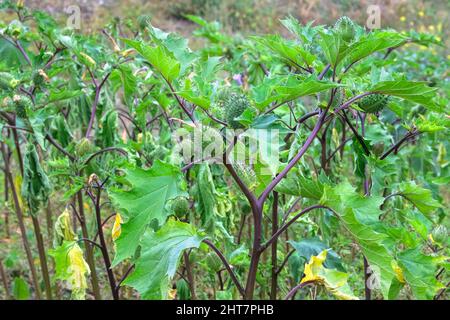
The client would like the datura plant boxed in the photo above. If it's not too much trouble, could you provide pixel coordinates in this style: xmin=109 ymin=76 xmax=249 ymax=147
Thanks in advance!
xmin=0 ymin=1 xmax=448 ymax=301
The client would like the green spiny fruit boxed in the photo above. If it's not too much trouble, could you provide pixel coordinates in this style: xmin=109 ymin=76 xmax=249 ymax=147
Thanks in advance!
xmin=137 ymin=15 xmax=151 ymax=30
xmin=206 ymin=252 xmax=222 ymax=272
xmin=13 ymin=94 xmax=31 ymax=118
xmin=75 ymin=138 xmax=93 ymax=157
xmin=223 ymin=93 xmax=250 ymax=129
xmin=319 ymin=88 xmax=344 ymax=109
xmin=334 ymin=16 xmax=356 ymax=42
xmin=372 ymin=142 xmax=385 ymax=157
xmin=357 ymin=94 xmax=389 ymax=114
xmin=1 ymin=96 xmax=14 ymax=110
xmin=0 ymin=72 xmax=19 ymax=91
xmin=32 ymin=69 xmax=49 ymax=87
xmin=171 ymin=196 xmax=190 ymax=218
xmin=432 ymin=225 xmax=447 ymax=245
xmin=210 ymin=87 xmax=231 ymax=120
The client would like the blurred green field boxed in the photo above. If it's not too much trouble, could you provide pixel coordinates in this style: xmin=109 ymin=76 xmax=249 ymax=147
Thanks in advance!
xmin=5 ymin=0 xmax=448 ymax=51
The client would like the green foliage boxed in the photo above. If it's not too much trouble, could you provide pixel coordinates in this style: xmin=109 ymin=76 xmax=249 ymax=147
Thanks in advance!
xmin=109 ymin=161 xmax=185 ymax=265
xmin=12 ymin=277 xmax=30 ymax=300
xmin=0 ymin=4 xmax=448 ymax=302
xmin=21 ymin=143 xmax=51 ymax=214
xmin=123 ymin=219 xmax=205 ymax=299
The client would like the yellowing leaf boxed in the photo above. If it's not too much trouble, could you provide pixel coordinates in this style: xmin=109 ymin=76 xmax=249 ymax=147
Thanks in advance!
xmin=301 ymin=249 xmax=328 ymax=283
xmin=78 ymin=52 xmax=96 ymax=68
xmin=301 ymin=250 xmax=359 ymax=300
xmin=67 ymin=244 xmax=90 ymax=300
xmin=391 ymin=260 xmax=406 ymax=284
xmin=168 ymin=288 xmax=177 ymax=300
xmin=54 ymin=208 xmax=76 ymax=246
xmin=49 ymin=241 xmax=90 ymax=300
xmin=112 ymin=213 xmax=123 ymax=241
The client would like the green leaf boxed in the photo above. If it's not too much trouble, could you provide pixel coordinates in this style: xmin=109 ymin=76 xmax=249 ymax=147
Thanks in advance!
xmin=398 ymin=248 xmax=445 ymax=299
xmin=370 ymin=80 xmax=441 ymax=111
xmin=123 ymin=220 xmax=206 ymax=299
xmin=109 ymin=160 xmax=184 ymax=265
xmin=320 ymin=181 xmax=396 ymax=299
xmin=49 ymin=241 xmax=90 ymax=300
xmin=21 ymin=143 xmax=51 ymax=214
xmin=346 ymin=31 xmax=406 ymax=65
xmin=193 ymin=164 xmax=217 ymax=232
xmin=274 ymin=76 xmax=341 ymax=105
xmin=123 ymin=39 xmax=180 ymax=83
xmin=115 ymin=65 xmax=137 ymax=107
xmin=289 ymin=237 xmax=344 ymax=271
xmin=48 ymin=89 xmax=83 ymax=103
xmin=178 ymin=90 xmax=210 ymax=109
xmin=12 ymin=277 xmax=30 ymax=300
xmin=253 ymin=35 xmax=316 ymax=68
xmin=275 ymin=173 xmax=325 ymax=199
xmin=318 ymin=30 xmax=350 ymax=67
xmin=397 ymin=181 xmax=442 ymax=216
xmin=149 ymin=25 xmax=197 ymax=75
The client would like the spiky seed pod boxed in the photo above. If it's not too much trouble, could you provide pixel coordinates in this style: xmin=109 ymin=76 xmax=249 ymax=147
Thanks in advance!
xmin=0 ymin=72 xmax=18 ymax=91
xmin=431 ymin=225 xmax=447 ymax=245
xmin=171 ymin=196 xmax=190 ymax=218
xmin=32 ymin=69 xmax=49 ymax=87
xmin=75 ymin=138 xmax=93 ymax=157
xmin=223 ymin=93 xmax=251 ymax=129
xmin=334 ymin=16 xmax=356 ymax=42
xmin=137 ymin=15 xmax=151 ymax=30
xmin=206 ymin=252 xmax=222 ymax=272
xmin=210 ymin=87 xmax=230 ymax=121
xmin=13 ymin=94 xmax=31 ymax=118
xmin=1 ymin=96 xmax=14 ymax=110
xmin=372 ymin=142 xmax=385 ymax=157
xmin=357 ymin=94 xmax=389 ymax=114
xmin=319 ymin=88 xmax=344 ymax=109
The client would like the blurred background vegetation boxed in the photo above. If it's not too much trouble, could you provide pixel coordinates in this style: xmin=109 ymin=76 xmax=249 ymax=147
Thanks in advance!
xmin=2 ymin=0 xmax=448 ymax=54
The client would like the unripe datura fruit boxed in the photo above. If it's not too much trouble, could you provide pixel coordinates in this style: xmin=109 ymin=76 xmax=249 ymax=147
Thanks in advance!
xmin=75 ymin=138 xmax=94 ymax=157
xmin=32 ymin=69 xmax=50 ymax=86
xmin=1 ymin=96 xmax=14 ymax=110
xmin=431 ymin=225 xmax=447 ymax=245
xmin=334 ymin=16 xmax=356 ymax=43
xmin=223 ymin=92 xmax=251 ymax=129
xmin=137 ymin=15 xmax=151 ymax=30
xmin=357 ymin=94 xmax=389 ymax=114
xmin=0 ymin=72 xmax=19 ymax=90
xmin=171 ymin=196 xmax=190 ymax=218
xmin=206 ymin=252 xmax=222 ymax=272
xmin=13 ymin=94 xmax=32 ymax=118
